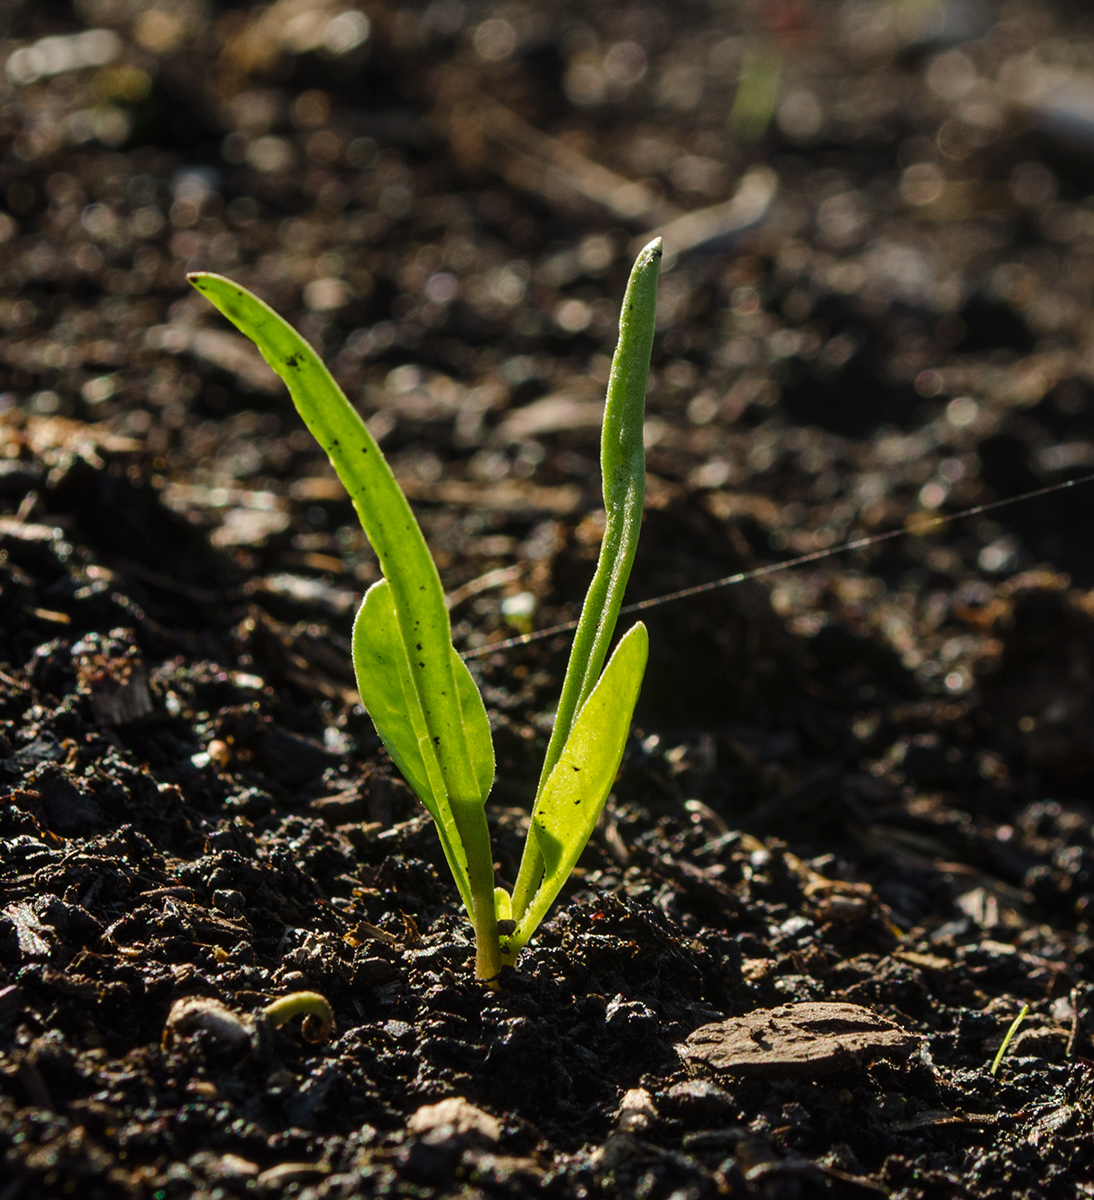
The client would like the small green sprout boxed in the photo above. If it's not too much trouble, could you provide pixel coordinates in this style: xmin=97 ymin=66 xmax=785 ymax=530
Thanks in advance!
xmin=189 ymin=240 xmax=661 ymax=981
xmin=990 ymin=1002 xmax=1030 ymax=1077
xmin=264 ymin=991 xmax=335 ymax=1043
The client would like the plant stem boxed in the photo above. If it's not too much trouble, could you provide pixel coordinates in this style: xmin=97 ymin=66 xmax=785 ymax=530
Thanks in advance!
xmin=454 ymin=807 xmax=502 ymax=981
xmin=508 ymin=238 xmax=661 ymax=931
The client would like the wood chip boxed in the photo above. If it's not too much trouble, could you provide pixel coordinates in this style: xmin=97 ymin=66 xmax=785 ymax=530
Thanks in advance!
xmin=145 ymin=323 xmax=280 ymax=393
xmin=893 ymin=950 xmax=952 ymax=973
xmin=399 ymin=476 xmax=582 ymax=516
xmin=407 ymin=1096 xmax=501 ymax=1144
xmin=637 ymin=166 xmax=778 ymax=263
xmin=72 ymin=632 xmax=154 ymax=725
xmin=0 ymin=984 xmax=24 ymax=1023
xmin=255 ymin=1162 xmax=328 ymax=1189
xmin=464 ymin=98 xmax=679 ymax=226
xmin=2 ymin=902 xmax=52 ymax=959
xmin=890 ymin=1109 xmax=997 ymax=1133
xmin=498 ymin=391 xmax=604 ymax=440
xmin=678 ymin=1002 xmax=920 ymax=1079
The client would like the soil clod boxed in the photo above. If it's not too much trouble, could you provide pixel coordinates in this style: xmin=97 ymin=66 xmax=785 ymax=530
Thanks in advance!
xmin=679 ymin=1001 xmax=920 ymax=1079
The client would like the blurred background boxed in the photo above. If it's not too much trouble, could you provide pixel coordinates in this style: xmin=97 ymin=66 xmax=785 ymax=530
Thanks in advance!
xmin=6 ymin=0 xmax=1094 ymax=752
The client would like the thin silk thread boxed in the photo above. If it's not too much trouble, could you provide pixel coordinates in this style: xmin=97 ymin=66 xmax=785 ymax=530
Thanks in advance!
xmin=460 ymin=471 xmax=1094 ymax=660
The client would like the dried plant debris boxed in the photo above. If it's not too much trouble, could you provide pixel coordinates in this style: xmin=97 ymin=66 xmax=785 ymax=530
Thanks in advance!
xmin=71 ymin=628 xmax=154 ymax=725
xmin=162 ymin=994 xmax=252 ymax=1051
xmin=678 ymin=1001 xmax=920 ymax=1079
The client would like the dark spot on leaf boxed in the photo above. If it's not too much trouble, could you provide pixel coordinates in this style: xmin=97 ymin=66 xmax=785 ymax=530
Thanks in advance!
xmin=285 ymin=354 xmax=300 ymax=368
xmin=416 ymin=643 xmax=422 ymax=651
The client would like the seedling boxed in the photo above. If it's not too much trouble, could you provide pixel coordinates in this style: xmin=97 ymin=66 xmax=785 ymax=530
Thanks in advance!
xmin=189 ymin=240 xmax=661 ymax=980
xmin=163 ymin=991 xmax=335 ymax=1049
xmin=990 ymin=1002 xmax=1030 ymax=1077
xmin=264 ymin=991 xmax=335 ymax=1043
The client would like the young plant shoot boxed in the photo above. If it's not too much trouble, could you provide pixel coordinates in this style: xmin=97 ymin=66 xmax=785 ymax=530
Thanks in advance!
xmin=189 ymin=238 xmax=661 ymax=980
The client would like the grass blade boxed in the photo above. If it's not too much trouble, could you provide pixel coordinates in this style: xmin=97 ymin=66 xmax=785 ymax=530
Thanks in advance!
xmin=990 ymin=1003 xmax=1030 ymax=1077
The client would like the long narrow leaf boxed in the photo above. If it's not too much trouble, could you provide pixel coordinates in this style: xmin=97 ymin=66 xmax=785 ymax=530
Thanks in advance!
xmin=506 ymin=621 xmax=648 ymax=956
xmin=187 ymin=273 xmax=483 ymax=810
xmin=509 ymin=239 xmax=661 ymax=921
xmin=190 ymin=273 xmax=503 ymax=977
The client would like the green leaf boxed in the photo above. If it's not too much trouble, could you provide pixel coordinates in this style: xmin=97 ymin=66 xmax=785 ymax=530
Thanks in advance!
xmin=352 ymin=580 xmax=494 ymax=826
xmin=353 ymin=581 xmax=433 ymax=808
xmin=190 ymin=273 xmax=504 ymax=978
xmin=453 ymin=650 xmax=495 ymax=804
xmin=509 ymin=238 xmax=660 ymax=923
xmin=187 ymin=273 xmax=482 ymax=810
xmin=352 ymin=581 xmax=474 ymax=918
xmin=508 ymin=621 xmax=648 ymax=954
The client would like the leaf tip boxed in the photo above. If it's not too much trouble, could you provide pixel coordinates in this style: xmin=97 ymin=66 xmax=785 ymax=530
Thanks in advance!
xmin=639 ymin=236 xmax=663 ymax=264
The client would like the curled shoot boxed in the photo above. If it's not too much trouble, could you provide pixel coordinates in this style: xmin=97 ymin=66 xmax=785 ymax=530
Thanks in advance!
xmin=189 ymin=239 xmax=661 ymax=980
xmin=264 ymin=991 xmax=335 ymax=1044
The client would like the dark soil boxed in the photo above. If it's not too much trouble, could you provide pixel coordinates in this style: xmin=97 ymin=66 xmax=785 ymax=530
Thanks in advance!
xmin=2 ymin=1 xmax=1094 ymax=1197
